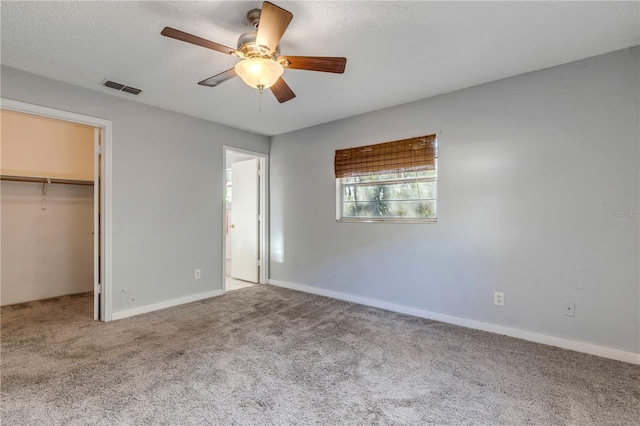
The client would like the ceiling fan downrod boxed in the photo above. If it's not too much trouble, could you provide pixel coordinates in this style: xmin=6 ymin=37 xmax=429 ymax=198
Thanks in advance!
xmin=247 ymin=8 xmax=261 ymax=30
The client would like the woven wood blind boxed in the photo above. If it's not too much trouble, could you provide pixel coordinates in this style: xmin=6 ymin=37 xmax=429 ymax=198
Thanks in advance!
xmin=334 ymin=135 xmax=437 ymax=178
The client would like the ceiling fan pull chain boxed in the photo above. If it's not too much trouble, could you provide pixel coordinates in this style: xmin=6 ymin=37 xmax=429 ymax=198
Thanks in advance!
xmin=258 ymin=84 xmax=265 ymax=112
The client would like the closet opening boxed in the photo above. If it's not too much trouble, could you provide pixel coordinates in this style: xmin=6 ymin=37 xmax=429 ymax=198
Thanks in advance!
xmin=0 ymin=99 xmax=112 ymax=321
xmin=223 ymin=147 xmax=269 ymax=292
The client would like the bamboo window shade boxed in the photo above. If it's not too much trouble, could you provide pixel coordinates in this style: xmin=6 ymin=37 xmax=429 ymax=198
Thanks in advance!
xmin=334 ymin=135 xmax=437 ymax=178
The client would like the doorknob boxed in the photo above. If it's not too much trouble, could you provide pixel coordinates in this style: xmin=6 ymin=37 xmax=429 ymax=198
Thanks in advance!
xmin=230 ymin=224 xmax=235 ymax=228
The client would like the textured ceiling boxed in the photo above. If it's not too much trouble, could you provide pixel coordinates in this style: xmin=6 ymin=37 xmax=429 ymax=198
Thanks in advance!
xmin=1 ymin=1 xmax=638 ymax=136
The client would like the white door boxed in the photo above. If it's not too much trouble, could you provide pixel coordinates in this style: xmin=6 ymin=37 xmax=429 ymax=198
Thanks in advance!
xmin=230 ymin=158 xmax=259 ymax=283
xmin=93 ymin=128 xmax=101 ymax=320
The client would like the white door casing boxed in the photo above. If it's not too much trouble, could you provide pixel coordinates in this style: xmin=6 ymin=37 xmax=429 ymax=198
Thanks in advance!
xmin=230 ymin=158 xmax=259 ymax=283
xmin=94 ymin=129 xmax=101 ymax=320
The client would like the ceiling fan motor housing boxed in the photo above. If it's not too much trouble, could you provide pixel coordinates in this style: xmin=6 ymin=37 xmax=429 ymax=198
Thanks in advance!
xmin=237 ymin=31 xmax=280 ymax=59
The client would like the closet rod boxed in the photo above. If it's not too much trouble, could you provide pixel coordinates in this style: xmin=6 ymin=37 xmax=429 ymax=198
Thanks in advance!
xmin=0 ymin=174 xmax=94 ymax=186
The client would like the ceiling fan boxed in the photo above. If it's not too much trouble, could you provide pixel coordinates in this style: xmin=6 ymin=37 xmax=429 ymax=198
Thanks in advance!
xmin=161 ymin=1 xmax=347 ymax=104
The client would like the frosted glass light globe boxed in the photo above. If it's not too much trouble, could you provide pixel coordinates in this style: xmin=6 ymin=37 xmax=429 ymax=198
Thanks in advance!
xmin=234 ymin=58 xmax=284 ymax=90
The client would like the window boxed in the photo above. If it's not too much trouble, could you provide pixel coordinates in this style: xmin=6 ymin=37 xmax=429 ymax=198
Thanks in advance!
xmin=335 ymin=135 xmax=437 ymax=223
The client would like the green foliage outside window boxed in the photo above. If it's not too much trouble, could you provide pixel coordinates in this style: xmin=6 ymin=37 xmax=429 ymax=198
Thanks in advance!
xmin=342 ymin=170 xmax=437 ymax=220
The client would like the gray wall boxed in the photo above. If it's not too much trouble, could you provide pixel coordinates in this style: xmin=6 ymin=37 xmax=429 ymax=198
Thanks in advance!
xmin=270 ymin=48 xmax=640 ymax=353
xmin=1 ymin=66 xmax=269 ymax=315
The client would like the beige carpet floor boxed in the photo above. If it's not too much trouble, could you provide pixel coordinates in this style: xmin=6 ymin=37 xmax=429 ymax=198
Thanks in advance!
xmin=1 ymin=285 xmax=638 ymax=425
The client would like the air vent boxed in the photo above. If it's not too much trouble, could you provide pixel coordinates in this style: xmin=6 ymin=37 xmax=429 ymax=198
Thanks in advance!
xmin=104 ymin=80 xmax=125 ymax=90
xmin=103 ymin=80 xmax=142 ymax=95
xmin=122 ymin=86 xmax=142 ymax=95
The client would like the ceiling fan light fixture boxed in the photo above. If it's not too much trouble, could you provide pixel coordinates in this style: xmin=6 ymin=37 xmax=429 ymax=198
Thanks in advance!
xmin=234 ymin=57 xmax=284 ymax=90
xmin=161 ymin=1 xmax=347 ymax=104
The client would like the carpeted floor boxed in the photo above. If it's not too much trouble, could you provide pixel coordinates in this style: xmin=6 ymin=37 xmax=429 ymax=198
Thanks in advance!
xmin=1 ymin=286 xmax=638 ymax=425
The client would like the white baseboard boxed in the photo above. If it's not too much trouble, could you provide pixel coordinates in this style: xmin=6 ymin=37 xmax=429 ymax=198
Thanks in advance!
xmin=268 ymin=279 xmax=640 ymax=365
xmin=111 ymin=289 xmax=225 ymax=321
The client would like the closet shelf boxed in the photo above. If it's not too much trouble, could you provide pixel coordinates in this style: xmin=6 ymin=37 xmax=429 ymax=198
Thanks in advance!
xmin=0 ymin=174 xmax=94 ymax=186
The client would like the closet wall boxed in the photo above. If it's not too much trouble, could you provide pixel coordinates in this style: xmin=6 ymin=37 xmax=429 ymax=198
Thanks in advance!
xmin=1 ymin=110 xmax=95 ymax=305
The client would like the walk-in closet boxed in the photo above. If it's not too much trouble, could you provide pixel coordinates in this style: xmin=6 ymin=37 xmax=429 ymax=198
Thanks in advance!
xmin=1 ymin=109 xmax=98 ymax=317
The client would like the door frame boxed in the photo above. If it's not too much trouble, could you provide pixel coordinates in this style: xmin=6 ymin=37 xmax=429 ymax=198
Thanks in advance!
xmin=1 ymin=98 xmax=113 ymax=321
xmin=222 ymin=146 xmax=269 ymax=290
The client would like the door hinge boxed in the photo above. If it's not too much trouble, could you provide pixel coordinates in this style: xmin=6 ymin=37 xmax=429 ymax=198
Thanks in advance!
xmin=97 ymin=283 xmax=102 ymax=294
xmin=96 ymin=144 xmax=102 ymax=155
xmin=257 ymin=260 xmax=262 ymax=267
xmin=258 ymin=214 xmax=261 ymax=222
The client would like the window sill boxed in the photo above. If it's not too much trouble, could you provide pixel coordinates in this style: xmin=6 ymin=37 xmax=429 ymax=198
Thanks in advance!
xmin=337 ymin=218 xmax=438 ymax=224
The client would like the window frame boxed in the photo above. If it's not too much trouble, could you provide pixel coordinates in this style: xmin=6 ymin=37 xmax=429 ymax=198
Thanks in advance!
xmin=336 ymin=161 xmax=438 ymax=224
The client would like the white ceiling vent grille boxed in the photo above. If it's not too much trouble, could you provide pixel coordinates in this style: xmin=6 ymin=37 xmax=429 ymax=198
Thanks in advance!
xmin=103 ymin=80 xmax=142 ymax=95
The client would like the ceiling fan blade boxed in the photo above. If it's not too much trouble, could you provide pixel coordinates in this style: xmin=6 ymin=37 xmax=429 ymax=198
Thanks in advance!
xmin=279 ymin=56 xmax=347 ymax=74
xmin=161 ymin=27 xmax=235 ymax=55
xmin=270 ymin=77 xmax=296 ymax=103
xmin=256 ymin=2 xmax=293 ymax=53
xmin=198 ymin=68 xmax=237 ymax=87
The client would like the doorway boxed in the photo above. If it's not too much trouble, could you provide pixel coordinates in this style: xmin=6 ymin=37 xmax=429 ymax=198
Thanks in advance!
xmin=1 ymin=98 xmax=112 ymax=321
xmin=223 ymin=147 xmax=268 ymax=292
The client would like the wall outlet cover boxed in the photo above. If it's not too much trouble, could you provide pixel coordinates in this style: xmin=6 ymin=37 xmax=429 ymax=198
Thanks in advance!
xmin=564 ymin=302 xmax=575 ymax=317
xmin=194 ymin=269 xmax=201 ymax=280
xmin=494 ymin=292 xmax=504 ymax=306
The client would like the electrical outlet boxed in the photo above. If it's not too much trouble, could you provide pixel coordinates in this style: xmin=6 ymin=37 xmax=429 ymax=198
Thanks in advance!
xmin=194 ymin=269 xmax=201 ymax=280
xmin=494 ymin=292 xmax=504 ymax=306
xmin=564 ymin=302 xmax=575 ymax=317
